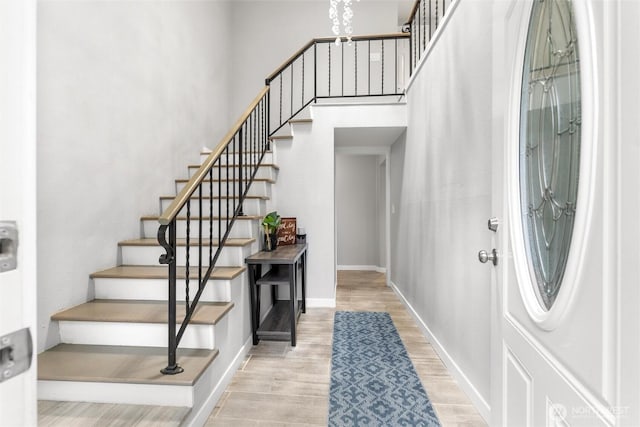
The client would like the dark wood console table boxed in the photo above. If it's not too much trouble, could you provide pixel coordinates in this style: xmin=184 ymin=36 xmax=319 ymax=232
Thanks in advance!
xmin=245 ymin=243 xmax=307 ymax=346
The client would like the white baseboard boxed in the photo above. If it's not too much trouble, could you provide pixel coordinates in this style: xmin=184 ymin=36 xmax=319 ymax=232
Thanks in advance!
xmin=306 ymin=298 xmax=336 ymax=308
xmin=337 ymin=265 xmax=386 ymax=273
xmin=389 ymin=280 xmax=491 ymax=423
xmin=185 ymin=336 xmax=253 ymax=427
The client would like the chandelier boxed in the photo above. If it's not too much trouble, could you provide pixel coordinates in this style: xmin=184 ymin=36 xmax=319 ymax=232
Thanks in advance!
xmin=329 ymin=0 xmax=360 ymax=46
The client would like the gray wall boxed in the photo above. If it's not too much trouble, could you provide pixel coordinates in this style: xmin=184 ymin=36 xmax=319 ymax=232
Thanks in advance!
xmin=37 ymin=1 xmax=232 ymax=351
xmin=335 ymin=154 xmax=380 ymax=267
xmin=389 ymin=0 xmax=492 ymax=409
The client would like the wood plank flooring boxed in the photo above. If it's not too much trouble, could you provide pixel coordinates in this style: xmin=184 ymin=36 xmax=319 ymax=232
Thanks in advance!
xmin=38 ymin=270 xmax=486 ymax=426
xmin=206 ymin=270 xmax=486 ymax=426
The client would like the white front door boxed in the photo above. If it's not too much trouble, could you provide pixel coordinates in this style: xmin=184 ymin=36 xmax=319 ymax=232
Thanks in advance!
xmin=490 ymin=0 xmax=640 ymax=426
xmin=0 ymin=0 xmax=37 ymax=425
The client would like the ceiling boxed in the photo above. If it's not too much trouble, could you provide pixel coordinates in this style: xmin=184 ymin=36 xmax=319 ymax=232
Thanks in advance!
xmin=334 ymin=126 xmax=406 ymax=148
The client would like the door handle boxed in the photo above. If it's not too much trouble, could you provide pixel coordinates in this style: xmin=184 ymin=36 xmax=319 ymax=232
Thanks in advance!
xmin=478 ymin=249 xmax=498 ymax=266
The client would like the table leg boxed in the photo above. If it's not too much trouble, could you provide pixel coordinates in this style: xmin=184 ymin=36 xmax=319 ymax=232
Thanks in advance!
xmin=301 ymin=252 xmax=306 ymax=313
xmin=248 ymin=264 xmax=261 ymax=345
xmin=289 ymin=263 xmax=296 ymax=347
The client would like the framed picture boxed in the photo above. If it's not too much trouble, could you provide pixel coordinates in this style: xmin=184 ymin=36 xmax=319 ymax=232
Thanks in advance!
xmin=277 ymin=217 xmax=297 ymax=246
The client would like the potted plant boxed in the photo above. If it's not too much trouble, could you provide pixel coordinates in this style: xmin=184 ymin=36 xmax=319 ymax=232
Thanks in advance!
xmin=262 ymin=211 xmax=281 ymax=251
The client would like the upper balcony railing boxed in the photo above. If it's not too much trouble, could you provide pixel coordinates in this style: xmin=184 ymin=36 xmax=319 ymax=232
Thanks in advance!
xmin=405 ymin=0 xmax=454 ymax=74
xmin=266 ymin=33 xmax=410 ymax=136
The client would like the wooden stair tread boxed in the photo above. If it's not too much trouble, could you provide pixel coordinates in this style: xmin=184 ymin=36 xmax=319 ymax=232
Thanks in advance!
xmin=90 ymin=265 xmax=245 ymax=280
xmin=289 ymin=118 xmax=312 ymax=124
xmin=140 ymin=214 xmax=261 ymax=221
xmin=161 ymin=195 xmax=269 ymax=200
xmin=52 ymin=300 xmax=234 ymax=325
xmin=159 ymin=195 xmax=269 ymax=201
xmin=118 ymin=238 xmax=255 ymax=247
xmin=38 ymin=343 xmax=217 ymax=386
xmin=175 ymin=178 xmax=275 ymax=184
xmin=188 ymin=163 xmax=280 ymax=170
xmin=269 ymin=135 xmax=293 ymax=140
xmin=201 ymin=150 xmax=273 ymax=155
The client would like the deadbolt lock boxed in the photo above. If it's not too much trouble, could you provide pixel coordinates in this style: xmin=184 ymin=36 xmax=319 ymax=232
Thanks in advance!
xmin=0 ymin=221 xmax=19 ymax=273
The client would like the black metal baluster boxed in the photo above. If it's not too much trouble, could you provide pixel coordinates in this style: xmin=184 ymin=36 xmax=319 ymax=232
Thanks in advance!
xmin=232 ymin=134 xmax=236 ymax=222
xmin=313 ymin=44 xmax=317 ymax=102
xmin=253 ymin=106 xmax=257 ymax=176
xmin=279 ymin=75 xmax=283 ymax=128
xmin=435 ymin=0 xmax=438 ymax=33
xmin=209 ymin=168 xmax=213 ymax=264
xmin=381 ymin=40 xmax=385 ymax=94
xmin=159 ymin=221 xmax=182 ymax=375
xmin=423 ymin=0 xmax=426 ymax=50
xmin=185 ymin=199 xmax=191 ymax=311
xmin=409 ymin=21 xmax=413 ymax=75
xmin=228 ymin=145 xmax=235 ymax=241
xmin=198 ymin=183 xmax=202 ymax=291
xmin=354 ymin=41 xmax=358 ymax=96
xmin=395 ymin=38 xmax=398 ymax=93
xmin=368 ymin=40 xmax=371 ymax=95
xmin=218 ymin=152 xmax=222 ymax=262
xmin=328 ymin=43 xmax=332 ymax=97
xmin=417 ymin=6 xmax=421 ymax=62
xmin=266 ymin=89 xmax=271 ymax=145
xmin=341 ymin=41 xmax=344 ymax=97
xmin=429 ymin=0 xmax=433 ymax=39
xmin=238 ymin=127 xmax=244 ymax=216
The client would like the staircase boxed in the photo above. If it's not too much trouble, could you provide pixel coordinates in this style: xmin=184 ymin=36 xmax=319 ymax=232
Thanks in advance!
xmin=37 ymin=149 xmax=281 ymax=422
xmin=36 ymin=27 xmax=414 ymax=425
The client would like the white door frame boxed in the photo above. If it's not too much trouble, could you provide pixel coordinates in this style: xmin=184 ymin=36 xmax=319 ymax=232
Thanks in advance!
xmin=0 ymin=0 xmax=38 ymax=424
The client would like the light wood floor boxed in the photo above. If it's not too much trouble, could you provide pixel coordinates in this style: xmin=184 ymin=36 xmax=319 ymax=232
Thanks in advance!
xmin=206 ymin=270 xmax=486 ymax=426
xmin=38 ymin=270 xmax=486 ymax=426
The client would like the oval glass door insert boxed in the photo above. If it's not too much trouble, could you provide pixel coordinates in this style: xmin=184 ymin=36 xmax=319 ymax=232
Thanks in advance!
xmin=519 ymin=0 xmax=582 ymax=311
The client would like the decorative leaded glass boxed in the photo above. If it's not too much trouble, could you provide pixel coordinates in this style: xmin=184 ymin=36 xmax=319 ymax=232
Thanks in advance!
xmin=520 ymin=0 xmax=581 ymax=311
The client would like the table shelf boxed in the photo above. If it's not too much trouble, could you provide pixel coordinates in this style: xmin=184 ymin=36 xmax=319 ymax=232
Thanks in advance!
xmin=257 ymin=300 xmax=303 ymax=340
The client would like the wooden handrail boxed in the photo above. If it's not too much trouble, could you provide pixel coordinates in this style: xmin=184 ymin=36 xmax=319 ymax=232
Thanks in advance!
xmin=266 ymin=32 xmax=410 ymax=84
xmin=266 ymin=40 xmax=316 ymax=84
xmin=158 ymin=86 xmax=270 ymax=225
xmin=405 ymin=0 xmax=421 ymax=26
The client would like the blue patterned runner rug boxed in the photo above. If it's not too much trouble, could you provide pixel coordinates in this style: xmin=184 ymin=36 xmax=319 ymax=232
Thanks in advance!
xmin=328 ymin=311 xmax=441 ymax=426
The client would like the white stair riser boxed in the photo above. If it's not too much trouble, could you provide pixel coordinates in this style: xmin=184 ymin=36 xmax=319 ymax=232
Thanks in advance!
xmin=38 ymin=381 xmax=193 ymax=407
xmin=175 ymin=180 xmax=272 ymax=198
xmin=94 ymin=275 xmax=244 ymax=302
xmin=200 ymin=152 xmax=274 ymax=165
xmin=144 ymin=219 xmax=258 ymax=240
xmin=58 ymin=321 xmax=216 ymax=349
xmin=160 ymin=198 xmax=266 ymax=217
xmin=121 ymin=244 xmax=251 ymax=267
xmin=188 ymin=167 xmax=276 ymax=181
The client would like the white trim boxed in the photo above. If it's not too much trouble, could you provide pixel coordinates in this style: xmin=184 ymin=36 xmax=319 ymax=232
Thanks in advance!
xmin=390 ymin=280 xmax=491 ymax=423
xmin=306 ymin=298 xmax=336 ymax=308
xmin=335 ymin=146 xmax=391 ymax=155
xmin=38 ymin=380 xmax=193 ymax=407
xmin=185 ymin=336 xmax=253 ymax=427
xmin=337 ymin=265 xmax=386 ymax=273
xmin=405 ymin=0 xmax=462 ymax=93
